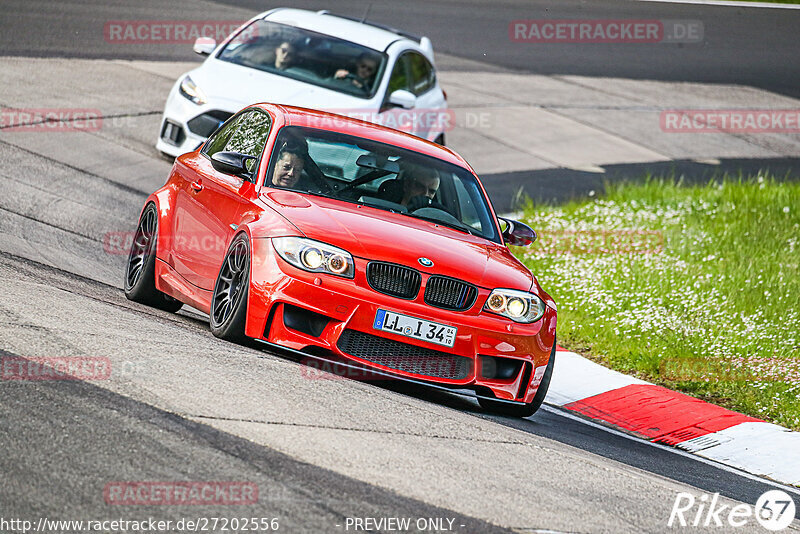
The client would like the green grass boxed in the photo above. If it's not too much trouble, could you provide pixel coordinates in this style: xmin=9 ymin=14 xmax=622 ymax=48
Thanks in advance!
xmin=515 ymin=174 xmax=800 ymax=430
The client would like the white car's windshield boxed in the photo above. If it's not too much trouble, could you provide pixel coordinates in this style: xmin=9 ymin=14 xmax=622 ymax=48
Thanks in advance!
xmin=265 ymin=126 xmax=501 ymax=243
xmin=218 ymin=20 xmax=386 ymax=99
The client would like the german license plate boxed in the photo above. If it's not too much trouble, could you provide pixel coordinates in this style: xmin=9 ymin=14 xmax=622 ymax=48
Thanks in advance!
xmin=373 ymin=309 xmax=457 ymax=348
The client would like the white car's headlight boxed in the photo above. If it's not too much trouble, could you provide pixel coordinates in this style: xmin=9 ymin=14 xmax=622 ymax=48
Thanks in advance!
xmin=484 ymin=288 xmax=546 ymax=323
xmin=179 ymin=75 xmax=208 ymax=105
xmin=272 ymin=237 xmax=355 ymax=278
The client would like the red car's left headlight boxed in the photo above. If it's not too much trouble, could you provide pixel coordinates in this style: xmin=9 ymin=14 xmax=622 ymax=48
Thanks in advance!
xmin=272 ymin=237 xmax=355 ymax=279
xmin=484 ymin=288 xmax=546 ymax=323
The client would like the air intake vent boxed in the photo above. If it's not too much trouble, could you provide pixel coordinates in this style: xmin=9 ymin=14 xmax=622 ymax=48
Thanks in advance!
xmin=366 ymin=262 xmax=421 ymax=299
xmin=424 ymin=276 xmax=478 ymax=311
xmin=337 ymin=329 xmax=471 ymax=380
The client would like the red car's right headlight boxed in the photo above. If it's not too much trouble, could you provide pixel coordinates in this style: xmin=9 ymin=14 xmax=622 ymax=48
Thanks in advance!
xmin=272 ymin=237 xmax=355 ymax=279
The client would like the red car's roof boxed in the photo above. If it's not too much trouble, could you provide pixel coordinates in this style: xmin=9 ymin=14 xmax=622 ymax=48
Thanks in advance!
xmin=252 ymin=103 xmax=472 ymax=171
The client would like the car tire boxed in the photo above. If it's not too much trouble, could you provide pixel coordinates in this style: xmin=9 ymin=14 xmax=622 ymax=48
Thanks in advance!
xmin=210 ymin=233 xmax=250 ymax=343
xmin=124 ymin=203 xmax=184 ymax=313
xmin=479 ymin=338 xmax=556 ymax=418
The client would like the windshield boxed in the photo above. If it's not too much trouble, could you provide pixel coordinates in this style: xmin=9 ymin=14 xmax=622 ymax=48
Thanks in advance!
xmin=264 ymin=126 xmax=501 ymax=243
xmin=218 ymin=20 xmax=386 ymax=99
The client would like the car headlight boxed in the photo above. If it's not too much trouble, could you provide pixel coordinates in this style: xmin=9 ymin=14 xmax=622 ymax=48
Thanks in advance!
xmin=484 ymin=288 xmax=546 ymax=323
xmin=272 ymin=237 xmax=355 ymax=278
xmin=179 ymin=75 xmax=207 ymax=105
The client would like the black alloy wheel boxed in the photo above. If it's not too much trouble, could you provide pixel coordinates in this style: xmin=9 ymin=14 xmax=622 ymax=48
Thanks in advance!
xmin=124 ymin=203 xmax=183 ymax=313
xmin=210 ymin=234 xmax=250 ymax=343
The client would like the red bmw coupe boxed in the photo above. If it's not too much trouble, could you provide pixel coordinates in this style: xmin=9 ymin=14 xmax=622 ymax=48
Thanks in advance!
xmin=125 ymin=104 xmax=557 ymax=417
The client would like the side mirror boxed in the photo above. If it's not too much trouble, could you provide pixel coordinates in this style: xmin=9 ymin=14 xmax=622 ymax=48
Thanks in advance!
xmin=387 ymin=89 xmax=417 ymax=110
xmin=193 ymin=37 xmax=216 ymax=56
xmin=499 ymin=217 xmax=537 ymax=247
xmin=211 ymin=151 xmax=256 ymax=177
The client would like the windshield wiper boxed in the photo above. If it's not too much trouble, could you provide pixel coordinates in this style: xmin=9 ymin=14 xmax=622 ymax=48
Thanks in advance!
xmin=410 ymin=213 xmax=475 ymax=236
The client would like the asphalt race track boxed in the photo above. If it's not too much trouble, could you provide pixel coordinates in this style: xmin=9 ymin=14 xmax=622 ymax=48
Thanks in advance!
xmin=1 ymin=1 xmax=800 ymax=533
xmin=3 ymin=0 xmax=800 ymax=97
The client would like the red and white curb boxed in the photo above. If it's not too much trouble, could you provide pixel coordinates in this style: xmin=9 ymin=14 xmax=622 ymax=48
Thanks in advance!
xmin=545 ymin=348 xmax=800 ymax=487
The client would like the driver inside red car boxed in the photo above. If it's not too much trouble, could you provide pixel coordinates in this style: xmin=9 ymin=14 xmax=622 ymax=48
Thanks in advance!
xmin=270 ymin=140 xmax=308 ymax=188
xmin=378 ymin=162 xmax=441 ymax=211
xmin=400 ymin=166 xmax=440 ymax=206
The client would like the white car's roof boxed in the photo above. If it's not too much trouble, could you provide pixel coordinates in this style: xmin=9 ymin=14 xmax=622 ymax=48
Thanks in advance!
xmin=262 ymin=8 xmax=418 ymax=53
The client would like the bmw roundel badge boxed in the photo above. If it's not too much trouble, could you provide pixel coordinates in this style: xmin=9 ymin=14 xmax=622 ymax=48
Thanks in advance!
xmin=418 ymin=257 xmax=434 ymax=267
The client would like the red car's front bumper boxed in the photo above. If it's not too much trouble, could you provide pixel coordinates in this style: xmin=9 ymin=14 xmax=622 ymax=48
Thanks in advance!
xmin=245 ymin=238 xmax=557 ymax=403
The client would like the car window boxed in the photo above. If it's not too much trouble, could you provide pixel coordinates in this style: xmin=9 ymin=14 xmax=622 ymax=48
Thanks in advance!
xmin=203 ymin=109 xmax=272 ymax=174
xmin=225 ymin=111 xmax=272 ymax=172
xmin=408 ymin=52 xmax=436 ymax=95
xmin=265 ymin=126 xmax=500 ymax=243
xmin=217 ymin=20 xmax=386 ymax=99
xmin=387 ymin=54 xmax=410 ymax=94
xmin=454 ymin=177 xmax=482 ymax=229
xmin=202 ymin=114 xmax=242 ymax=158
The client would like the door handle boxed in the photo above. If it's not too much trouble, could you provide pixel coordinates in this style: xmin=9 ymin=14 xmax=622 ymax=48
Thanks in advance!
xmin=190 ymin=180 xmax=203 ymax=192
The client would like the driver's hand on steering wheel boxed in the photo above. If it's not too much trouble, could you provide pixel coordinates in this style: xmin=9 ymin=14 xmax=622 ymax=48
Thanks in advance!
xmin=406 ymin=195 xmax=433 ymax=212
xmin=406 ymin=195 xmax=455 ymax=216
xmin=406 ymin=194 xmax=445 ymax=211
xmin=334 ymin=69 xmax=364 ymax=88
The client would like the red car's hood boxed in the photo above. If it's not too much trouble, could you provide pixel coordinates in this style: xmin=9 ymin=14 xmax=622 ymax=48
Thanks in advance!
xmin=261 ymin=191 xmax=533 ymax=291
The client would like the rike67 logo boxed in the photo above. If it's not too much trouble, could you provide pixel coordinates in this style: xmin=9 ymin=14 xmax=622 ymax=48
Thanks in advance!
xmin=669 ymin=490 xmax=796 ymax=531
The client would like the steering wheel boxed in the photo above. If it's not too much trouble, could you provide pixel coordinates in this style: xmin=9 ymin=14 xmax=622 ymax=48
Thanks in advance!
xmin=406 ymin=195 xmax=451 ymax=214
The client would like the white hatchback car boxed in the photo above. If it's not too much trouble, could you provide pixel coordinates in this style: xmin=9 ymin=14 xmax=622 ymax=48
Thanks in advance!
xmin=156 ymin=8 xmax=449 ymax=157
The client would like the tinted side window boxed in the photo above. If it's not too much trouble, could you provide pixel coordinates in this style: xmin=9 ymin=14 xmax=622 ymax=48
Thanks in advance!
xmin=203 ymin=114 xmax=241 ymax=157
xmin=204 ymin=110 xmax=272 ymax=173
xmin=387 ymin=54 xmax=410 ymax=94
xmin=408 ymin=52 xmax=435 ymax=95
xmin=225 ymin=111 xmax=271 ymax=162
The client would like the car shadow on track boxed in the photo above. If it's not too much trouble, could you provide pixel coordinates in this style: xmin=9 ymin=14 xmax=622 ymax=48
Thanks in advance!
xmin=260 ymin=344 xmax=541 ymax=421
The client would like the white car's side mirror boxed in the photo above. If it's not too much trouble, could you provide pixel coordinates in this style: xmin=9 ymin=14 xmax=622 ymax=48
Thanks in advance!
xmin=388 ymin=89 xmax=417 ymax=110
xmin=193 ymin=37 xmax=217 ymax=56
